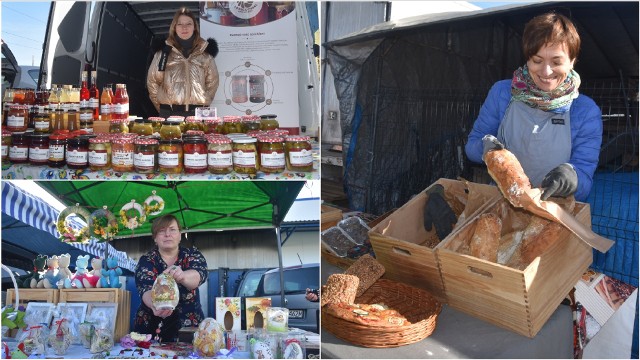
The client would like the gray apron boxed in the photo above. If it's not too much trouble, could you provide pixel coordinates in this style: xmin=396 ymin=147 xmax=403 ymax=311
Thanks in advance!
xmin=497 ymin=101 xmax=572 ymax=187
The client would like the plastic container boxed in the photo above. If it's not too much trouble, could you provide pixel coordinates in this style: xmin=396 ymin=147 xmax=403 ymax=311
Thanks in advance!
xmin=321 ymin=227 xmax=357 ymax=257
xmin=337 ymin=216 xmax=371 ymax=245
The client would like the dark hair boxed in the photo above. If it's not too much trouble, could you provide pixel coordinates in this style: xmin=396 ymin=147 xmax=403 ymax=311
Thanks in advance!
xmin=167 ymin=7 xmax=200 ymax=48
xmin=522 ymin=12 xmax=581 ymax=61
xmin=151 ymin=214 xmax=182 ymax=239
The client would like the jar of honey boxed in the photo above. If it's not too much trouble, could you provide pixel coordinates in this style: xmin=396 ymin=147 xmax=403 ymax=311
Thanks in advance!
xmin=207 ymin=136 xmax=233 ymax=174
xmin=158 ymin=139 xmax=183 ymax=174
xmin=285 ymin=136 xmax=313 ymax=172
xmin=183 ymin=135 xmax=208 ymax=174
xmin=258 ymin=136 xmax=285 ymax=173
xmin=134 ymin=137 xmax=158 ymax=173
xmin=232 ymin=137 xmax=259 ymax=174
xmin=111 ymin=137 xmax=135 ymax=172
xmin=88 ymin=137 xmax=112 ymax=171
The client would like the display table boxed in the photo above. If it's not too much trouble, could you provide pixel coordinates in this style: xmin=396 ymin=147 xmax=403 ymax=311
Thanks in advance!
xmin=321 ymin=260 xmax=574 ymax=359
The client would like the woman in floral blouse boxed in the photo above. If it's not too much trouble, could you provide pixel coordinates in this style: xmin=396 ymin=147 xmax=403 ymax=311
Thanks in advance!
xmin=134 ymin=214 xmax=208 ymax=341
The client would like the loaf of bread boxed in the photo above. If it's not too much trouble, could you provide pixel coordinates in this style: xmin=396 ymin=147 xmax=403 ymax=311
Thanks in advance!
xmin=344 ymin=254 xmax=386 ymax=297
xmin=469 ymin=213 xmax=502 ymax=262
xmin=321 ymin=274 xmax=359 ymax=307
xmin=483 ymin=149 xmax=532 ymax=208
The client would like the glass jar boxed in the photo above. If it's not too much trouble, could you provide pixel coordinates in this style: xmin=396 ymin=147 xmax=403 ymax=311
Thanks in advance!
xmin=132 ymin=119 xmax=154 ymax=136
xmin=8 ymin=132 xmax=29 ymax=164
xmin=28 ymin=134 xmax=50 ymax=165
xmin=149 ymin=117 xmax=165 ymax=133
xmin=48 ymin=134 xmax=67 ymax=167
xmin=1 ymin=130 xmax=12 ymax=162
xmin=109 ymin=119 xmax=129 ymax=133
xmin=53 ymin=108 xmax=65 ymax=132
xmin=111 ymin=137 xmax=135 ymax=172
xmin=242 ymin=115 xmax=261 ymax=132
xmin=204 ymin=118 xmax=223 ymax=134
xmin=66 ymin=136 xmax=89 ymax=169
xmin=259 ymin=114 xmax=279 ymax=131
xmin=184 ymin=117 xmax=204 ymax=132
xmin=258 ymin=136 xmax=285 ymax=173
xmin=88 ymin=137 xmax=112 ymax=171
xmin=7 ymin=105 xmax=29 ymax=132
xmin=33 ymin=110 xmax=51 ymax=134
xmin=160 ymin=121 xmax=182 ymax=140
xmin=232 ymin=137 xmax=259 ymax=174
xmin=207 ymin=136 xmax=233 ymax=174
xmin=158 ymin=139 xmax=183 ymax=174
xmin=183 ymin=135 xmax=208 ymax=174
xmin=223 ymin=116 xmax=243 ymax=134
xmin=134 ymin=137 xmax=159 ymax=173
xmin=79 ymin=107 xmax=94 ymax=134
xmin=249 ymin=75 xmax=266 ymax=103
xmin=67 ymin=110 xmax=79 ymax=132
xmin=285 ymin=136 xmax=313 ymax=172
xmin=268 ymin=129 xmax=289 ymax=138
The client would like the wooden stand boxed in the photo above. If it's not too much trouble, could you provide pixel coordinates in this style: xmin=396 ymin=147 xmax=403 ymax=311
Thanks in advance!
xmin=59 ymin=288 xmax=131 ymax=339
xmin=5 ymin=289 xmax=58 ymax=308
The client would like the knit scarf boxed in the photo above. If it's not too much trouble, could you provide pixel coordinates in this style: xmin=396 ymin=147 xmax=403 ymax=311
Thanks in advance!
xmin=511 ymin=64 xmax=580 ymax=112
xmin=177 ymin=34 xmax=195 ymax=59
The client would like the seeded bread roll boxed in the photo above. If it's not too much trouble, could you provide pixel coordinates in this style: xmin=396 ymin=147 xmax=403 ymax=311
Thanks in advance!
xmin=469 ymin=213 xmax=502 ymax=262
xmin=344 ymin=254 xmax=386 ymax=297
xmin=321 ymin=274 xmax=359 ymax=307
xmin=483 ymin=149 xmax=532 ymax=208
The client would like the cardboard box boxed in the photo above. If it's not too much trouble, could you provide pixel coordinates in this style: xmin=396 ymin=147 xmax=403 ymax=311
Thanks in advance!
xmin=438 ymin=200 xmax=593 ymax=338
xmin=368 ymin=179 xmax=500 ymax=302
xmin=59 ymin=288 xmax=131 ymax=339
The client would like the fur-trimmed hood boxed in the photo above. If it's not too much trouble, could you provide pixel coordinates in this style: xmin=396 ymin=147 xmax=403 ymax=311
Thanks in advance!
xmin=151 ymin=37 xmax=218 ymax=58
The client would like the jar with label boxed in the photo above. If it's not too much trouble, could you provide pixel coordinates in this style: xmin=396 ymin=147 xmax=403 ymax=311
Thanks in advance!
xmin=160 ymin=121 xmax=182 ymax=140
xmin=249 ymin=75 xmax=266 ymax=103
xmin=131 ymin=119 xmax=154 ymax=136
xmin=183 ymin=135 xmax=208 ymax=174
xmin=7 ymin=105 xmax=29 ymax=132
xmin=28 ymin=134 xmax=50 ymax=165
xmin=111 ymin=137 xmax=135 ymax=172
xmin=88 ymin=137 xmax=112 ymax=171
xmin=148 ymin=117 xmax=165 ymax=133
xmin=79 ymin=107 xmax=93 ymax=133
xmin=258 ymin=136 xmax=285 ymax=173
xmin=33 ymin=109 xmax=51 ymax=134
xmin=8 ymin=132 xmax=29 ymax=164
xmin=242 ymin=115 xmax=261 ymax=132
xmin=232 ymin=137 xmax=259 ymax=174
xmin=223 ymin=116 xmax=243 ymax=134
xmin=48 ymin=134 xmax=67 ymax=167
xmin=109 ymin=119 xmax=129 ymax=134
xmin=1 ymin=130 xmax=11 ymax=162
xmin=184 ymin=117 xmax=204 ymax=132
xmin=231 ymin=75 xmax=248 ymax=103
xmin=285 ymin=136 xmax=313 ymax=172
xmin=66 ymin=136 xmax=89 ymax=169
xmin=53 ymin=108 xmax=65 ymax=132
xmin=259 ymin=114 xmax=279 ymax=131
xmin=133 ymin=137 xmax=158 ymax=173
xmin=158 ymin=139 xmax=183 ymax=174
xmin=207 ymin=136 xmax=233 ymax=174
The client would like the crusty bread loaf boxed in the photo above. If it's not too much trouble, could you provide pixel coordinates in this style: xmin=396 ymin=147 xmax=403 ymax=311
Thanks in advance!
xmin=344 ymin=254 xmax=386 ymax=297
xmin=483 ymin=149 xmax=532 ymax=208
xmin=469 ymin=213 xmax=502 ymax=262
xmin=321 ymin=274 xmax=359 ymax=307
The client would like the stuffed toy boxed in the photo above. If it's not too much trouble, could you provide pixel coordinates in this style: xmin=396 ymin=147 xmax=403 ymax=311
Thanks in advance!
xmin=89 ymin=257 xmax=103 ymax=288
xmin=65 ymin=254 xmax=91 ymax=288
xmin=56 ymin=254 xmax=72 ymax=288
xmin=100 ymin=257 xmax=122 ymax=288
xmin=39 ymin=255 xmax=59 ymax=288
xmin=17 ymin=255 xmax=47 ymax=288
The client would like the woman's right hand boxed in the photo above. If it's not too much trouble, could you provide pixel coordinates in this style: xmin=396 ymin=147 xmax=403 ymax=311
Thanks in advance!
xmin=152 ymin=306 xmax=173 ymax=319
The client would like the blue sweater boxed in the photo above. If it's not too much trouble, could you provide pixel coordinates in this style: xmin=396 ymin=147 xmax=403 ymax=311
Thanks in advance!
xmin=465 ymin=79 xmax=603 ymax=201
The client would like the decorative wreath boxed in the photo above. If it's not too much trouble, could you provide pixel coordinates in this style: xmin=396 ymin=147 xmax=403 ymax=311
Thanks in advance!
xmin=56 ymin=205 xmax=91 ymax=243
xmin=120 ymin=200 xmax=147 ymax=230
xmin=88 ymin=206 xmax=119 ymax=242
xmin=144 ymin=191 xmax=165 ymax=216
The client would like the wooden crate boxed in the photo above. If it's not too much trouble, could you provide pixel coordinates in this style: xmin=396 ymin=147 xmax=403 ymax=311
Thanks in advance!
xmin=321 ymin=204 xmax=342 ymax=231
xmin=438 ymin=202 xmax=593 ymax=338
xmin=368 ymin=179 xmax=500 ymax=302
xmin=59 ymin=288 xmax=131 ymax=339
xmin=321 ymin=245 xmax=357 ymax=270
xmin=5 ymin=289 xmax=58 ymax=308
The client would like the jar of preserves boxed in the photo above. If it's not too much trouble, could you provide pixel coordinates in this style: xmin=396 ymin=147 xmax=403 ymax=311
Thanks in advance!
xmin=258 ymin=136 xmax=285 ymax=173
xmin=159 ymin=121 xmax=182 ymax=140
xmin=203 ymin=118 xmax=222 ymax=134
xmin=207 ymin=136 xmax=233 ymax=174
xmin=131 ymin=119 xmax=154 ymax=136
xmin=1 ymin=130 xmax=12 ymax=162
xmin=7 ymin=105 xmax=29 ymax=132
xmin=134 ymin=137 xmax=158 ymax=173
xmin=223 ymin=116 xmax=243 ymax=134
xmin=184 ymin=117 xmax=203 ymax=132
xmin=232 ymin=137 xmax=259 ymax=174
xmin=183 ymin=135 xmax=208 ymax=174
xmin=246 ymin=130 xmax=265 ymax=138
xmin=8 ymin=132 xmax=29 ymax=164
xmin=66 ymin=136 xmax=89 ymax=169
xmin=109 ymin=119 xmax=129 ymax=133
xmin=79 ymin=108 xmax=93 ymax=134
xmin=149 ymin=117 xmax=165 ymax=133
xmin=3 ymin=88 xmax=15 ymax=125
xmin=28 ymin=133 xmax=50 ymax=165
xmin=111 ymin=137 xmax=135 ymax=172
xmin=33 ymin=110 xmax=51 ymax=134
xmin=48 ymin=134 xmax=67 ymax=167
xmin=268 ymin=129 xmax=289 ymax=137
xmin=158 ymin=139 xmax=183 ymax=174
xmin=259 ymin=114 xmax=279 ymax=131
xmin=88 ymin=137 xmax=112 ymax=171
xmin=242 ymin=115 xmax=261 ymax=132
xmin=285 ymin=136 xmax=313 ymax=172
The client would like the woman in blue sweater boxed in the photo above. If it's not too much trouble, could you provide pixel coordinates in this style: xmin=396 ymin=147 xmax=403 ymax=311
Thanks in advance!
xmin=466 ymin=12 xmax=602 ymax=202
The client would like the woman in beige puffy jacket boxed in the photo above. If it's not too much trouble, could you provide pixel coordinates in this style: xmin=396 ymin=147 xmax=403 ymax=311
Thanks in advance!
xmin=147 ymin=7 xmax=219 ymax=117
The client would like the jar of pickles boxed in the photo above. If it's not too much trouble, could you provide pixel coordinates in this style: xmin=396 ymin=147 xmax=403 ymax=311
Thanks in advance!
xmin=131 ymin=119 xmax=154 ymax=136
xmin=88 ymin=137 xmax=112 ymax=171
xmin=111 ymin=137 xmax=135 ymax=172
xmin=133 ymin=137 xmax=158 ymax=173
xmin=204 ymin=118 xmax=223 ymax=134
xmin=258 ymin=136 xmax=285 ymax=173
xmin=7 ymin=105 xmax=29 ymax=132
xmin=48 ymin=134 xmax=67 ymax=167
xmin=149 ymin=117 xmax=165 ymax=133
xmin=66 ymin=136 xmax=89 ymax=170
xmin=33 ymin=109 xmax=51 ymax=134
xmin=259 ymin=114 xmax=279 ymax=131
xmin=184 ymin=117 xmax=203 ymax=132
xmin=242 ymin=115 xmax=261 ymax=132
xmin=160 ymin=121 xmax=182 ymax=140
xmin=28 ymin=133 xmax=50 ymax=165
xmin=285 ymin=136 xmax=313 ymax=172
xmin=1 ymin=130 xmax=12 ymax=162
xmin=158 ymin=139 xmax=183 ymax=174
xmin=183 ymin=135 xmax=208 ymax=174
xmin=109 ymin=119 xmax=129 ymax=133
xmin=8 ymin=132 xmax=29 ymax=164
xmin=207 ymin=136 xmax=233 ymax=174
xmin=232 ymin=137 xmax=259 ymax=174
xmin=223 ymin=116 xmax=243 ymax=134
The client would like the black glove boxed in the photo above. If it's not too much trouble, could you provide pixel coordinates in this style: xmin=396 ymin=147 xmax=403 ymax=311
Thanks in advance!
xmin=540 ymin=163 xmax=578 ymax=200
xmin=482 ymin=134 xmax=504 ymax=159
xmin=423 ymin=184 xmax=457 ymax=240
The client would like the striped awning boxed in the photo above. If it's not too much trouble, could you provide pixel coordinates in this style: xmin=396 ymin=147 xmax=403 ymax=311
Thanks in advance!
xmin=1 ymin=182 xmax=136 ymax=272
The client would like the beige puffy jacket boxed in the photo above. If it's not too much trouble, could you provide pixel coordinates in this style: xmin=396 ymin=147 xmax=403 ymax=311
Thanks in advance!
xmin=147 ymin=37 xmax=219 ymax=112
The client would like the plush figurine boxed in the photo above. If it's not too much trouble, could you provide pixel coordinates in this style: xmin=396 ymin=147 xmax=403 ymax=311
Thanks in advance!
xmin=18 ymin=255 xmax=48 ymax=288
xmin=56 ymin=254 xmax=72 ymax=288
xmin=39 ymin=255 xmax=59 ymax=288
xmin=64 ymin=255 xmax=90 ymax=288
xmin=89 ymin=257 xmax=104 ymax=288
xmin=101 ymin=257 xmax=122 ymax=288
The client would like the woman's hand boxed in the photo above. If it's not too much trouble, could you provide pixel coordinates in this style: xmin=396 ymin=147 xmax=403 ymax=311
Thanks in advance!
xmin=164 ymin=265 xmax=186 ymax=285
xmin=152 ymin=307 xmax=173 ymax=319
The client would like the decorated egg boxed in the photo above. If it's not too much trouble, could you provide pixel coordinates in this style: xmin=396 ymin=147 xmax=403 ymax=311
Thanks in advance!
xmin=251 ymin=340 xmax=274 ymax=359
xmin=283 ymin=341 xmax=304 ymax=359
xmin=193 ymin=318 xmax=225 ymax=357
xmin=151 ymin=273 xmax=179 ymax=310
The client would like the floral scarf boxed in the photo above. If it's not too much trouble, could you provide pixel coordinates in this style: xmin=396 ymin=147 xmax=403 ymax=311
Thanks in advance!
xmin=511 ymin=64 xmax=580 ymax=112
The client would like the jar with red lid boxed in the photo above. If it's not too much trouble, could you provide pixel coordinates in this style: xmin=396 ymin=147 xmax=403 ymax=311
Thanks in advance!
xmin=88 ymin=137 xmax=112 ymax=171
xmin=285 ymin=135 xmax=313 ymax=172
xmin=223 ymin=116 xmax=243 ymax=134
xmin=148 ymin=117 xmax=165 ymax=134
xmin=185 ymin=130 xmax=205 ymax=137
xmin=258 ymin=136 xmax=285 ymax=173
xmin=184 ymin=117 xmax=204 ymax=132
xmin=66 ymin=136 xmax=89 ymax=169
xmin=158 ymin=139 xmax=183 ymax=174
xmin=134 ymin=137 xmax=158 ymax=173
xmin=131 ymin=119 xmax=154 ymax=136
xmin=109 ymin=119 xmax=129 ymax=133
xmin=242 ymin=115 xmax=261 ymax=132
xmin=2 ymin=130 xmax=12 ymax=162
xmin=183 ymin=135 xmax=208 ymax=174
xmin=28 ymin=133 xmax=50 ymax=165
xmin=7 ymin=105 xmax=29 ymax=132
xmin=268 ymin=129 xmax=289 ymax=137
xmin=111 ymin=137 xmax=135 ymax=172
xmin=207 ymin=136 xmax=233 ymax=174
xmin=232 ymin=137 xmax=259 ymax=174
xmin=48 ymin=134 xmax=67 ymax=167
xmin=204 ymin=118 xmax=222 ymax=134
xmin=8 ymin=132 xmax=29 ymax=164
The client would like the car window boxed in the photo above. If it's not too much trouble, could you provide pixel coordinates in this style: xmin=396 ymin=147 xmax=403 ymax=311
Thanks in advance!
xmin=262 ymin=267 xmax=319 ymax=295
xmin=237 ymin=271 xmax=264 ymax=297
xmin=27 ymin=69 xmax=39 ymax=84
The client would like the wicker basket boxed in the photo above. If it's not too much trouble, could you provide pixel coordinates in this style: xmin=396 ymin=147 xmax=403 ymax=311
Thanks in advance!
xmin=322 ymin=278 xmax=442 ymax=348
